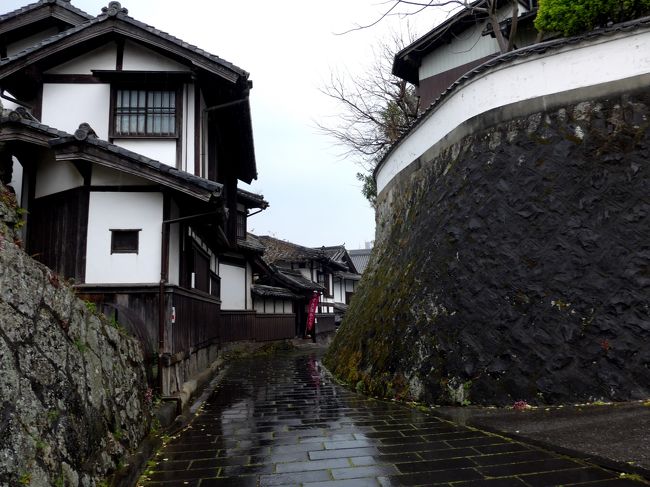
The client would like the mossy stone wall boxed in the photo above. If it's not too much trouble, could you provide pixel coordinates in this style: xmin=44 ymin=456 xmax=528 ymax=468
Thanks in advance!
xmin=326 ymin=92 xmax=650 ymax=406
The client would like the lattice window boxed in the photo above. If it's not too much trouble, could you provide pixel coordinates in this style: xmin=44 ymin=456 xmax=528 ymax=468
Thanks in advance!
xmin=114 ymin=89 xmax=176 ymax=136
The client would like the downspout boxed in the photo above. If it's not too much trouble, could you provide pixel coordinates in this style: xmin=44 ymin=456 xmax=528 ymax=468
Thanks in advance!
xmin=158 ymin=209 xmax=222 ymax=394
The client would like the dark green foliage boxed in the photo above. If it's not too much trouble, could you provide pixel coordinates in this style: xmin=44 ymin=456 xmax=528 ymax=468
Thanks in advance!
xmin=535 ymin=0 xmax=650 ymax=36
xmin=356 ymin=172 xmax=377 ymax=208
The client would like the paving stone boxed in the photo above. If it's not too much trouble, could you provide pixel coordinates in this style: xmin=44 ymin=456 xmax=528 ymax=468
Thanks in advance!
xmin=396 ymin=457 xmax=476 ymax=473
xmin=200 ymin=477 xmax=259 ymax=486
xmin=275 ymin=458 xmax=350 ymax=474
xmin=418 ymin=447 xmax=480 ymax=461
xmin=451 ymin=478 xmax=529 ymax=486
xmin=520 ymin=467 xmax=618 ymax=486
xmin=380 ymin=467 xmax=483 ymax=485
xmin=309 ymin=447 xmax=379 ymax=460
xmin=331 ymin=465 xmax=398 ymax=480
xmin=304 ymin=479 xmax=382 ymax=486
xmin=469 ymin=450 xmax=555 ymax=466
xmin=140 ymin=349 xmax=647 ymax=487
xmin=478 ymin=458 xmax=583 ymax=477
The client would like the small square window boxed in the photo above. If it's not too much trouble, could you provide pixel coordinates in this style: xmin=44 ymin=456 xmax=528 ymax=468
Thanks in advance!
xmin=111 ymin=229 xmax=140 ymax=254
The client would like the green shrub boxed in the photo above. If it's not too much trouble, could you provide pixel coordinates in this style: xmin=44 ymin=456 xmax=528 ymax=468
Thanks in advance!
xmin=535 ymin=0 xmax=650 ymax=36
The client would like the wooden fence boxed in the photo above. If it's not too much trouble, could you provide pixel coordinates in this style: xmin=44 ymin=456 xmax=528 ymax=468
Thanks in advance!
xmin=315 ymin=313 xmax=336 ymax=337
xmin=220 ymin=311 xmax=296 ymax=342
xmin=170 ymin=288 xmax=221 ymax=355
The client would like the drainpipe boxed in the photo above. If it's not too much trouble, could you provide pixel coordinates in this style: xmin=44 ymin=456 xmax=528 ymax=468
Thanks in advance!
xmin=158 ymin=209 xmax=222 ymax=394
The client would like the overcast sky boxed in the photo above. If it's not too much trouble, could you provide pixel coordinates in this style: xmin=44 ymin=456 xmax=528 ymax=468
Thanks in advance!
xmin=2 ymin=0 xmax=447 ymax=249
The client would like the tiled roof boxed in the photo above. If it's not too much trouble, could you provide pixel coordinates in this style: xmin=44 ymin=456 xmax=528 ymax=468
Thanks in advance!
xmin=378 ymin=16 xmax=650 ymax=178
xmin=1 ymin=113 xmax=222 ymax=200
xmin=349 ymin=249 xmax=372 ymax=274
xmin=51 ymin=129 xmax=222 ymax=196
xmin=0 ymin=0 xmax=92 ymax=23
xmin=237 ymin=233 xmax=265 ymax=253
xmin=319 ymin=245 xmax=358 ymax=273
xmin=0 ymin=1 xmax=248 ymax=81
xmin=251 ymin=284 xmax=299 ymax=299
xmin=276 ymin=269 xmax=325 ymax=292
xmin=334 ymin=271 xmax=361 ymax=281
xmin=237 ymin=188 xmax=269 ymax=209
xmin=258 ymin=235 xmax=325 ymax=265
xmin=320 ymin=245 xmax=347 ymax=263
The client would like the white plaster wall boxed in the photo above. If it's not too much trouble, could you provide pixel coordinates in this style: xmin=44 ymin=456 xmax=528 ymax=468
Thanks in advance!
xmin=168 ymin=199 xmax=181 ymax=286
xmin=333 ymin=279 xmax=342 ymax=302
xmin=85 ymin=192 xmax=163 ymax=284
xmin=246 ymin=262 xmax=253 ymax=310
xmin=42 ymin=83 xmax=111 ymax=139
xmin=10 ymin=157 xmax=23 ymax=204
xmin=7 ymin=27 xmax=59 ymax=57
xmin=419 ymin=6 xmax=527 ymax=80
xmin=181 ymin=84 xmax=195 ymax=173
xmin=420 ymin=22 xmax=499 ymax=79
xmin=91 ymin=165 xmax=153 ymax=186
xmin=45 ymin=44 xmax=117 ymax=74
xmin=122 ymin=41 xmax=190 ymax=72
xmin=113 ymin=139 xmax=177 ymax=167
xmin=378 ymin=28 xmax=650 ymax=192
xmin=35 ymin=159 xmax=84 ymax=198
xmin=219 ymin=263 xmax=246 ymax=310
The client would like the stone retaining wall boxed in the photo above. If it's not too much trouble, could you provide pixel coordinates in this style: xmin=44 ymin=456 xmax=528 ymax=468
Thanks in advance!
xmin=0 ymin=183 xmax=151 ymax=486
xmin=326 ymin=90 xmax=650 ymax=406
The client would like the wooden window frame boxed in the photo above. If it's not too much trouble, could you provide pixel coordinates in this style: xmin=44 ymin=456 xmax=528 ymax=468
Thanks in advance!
xmin=110 ymin=229 xmax=141 ymax=254
xmin=109 ymin=84 xmax=182 ymax=140
xmin=317 ymin=271 xmax=332 ymax=298
xmin=235 ymin=210 xmax=247 ymax=239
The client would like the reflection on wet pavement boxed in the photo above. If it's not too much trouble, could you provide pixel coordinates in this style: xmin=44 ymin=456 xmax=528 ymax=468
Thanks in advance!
xmin=140 ymin=349 xmax=644 ymax=486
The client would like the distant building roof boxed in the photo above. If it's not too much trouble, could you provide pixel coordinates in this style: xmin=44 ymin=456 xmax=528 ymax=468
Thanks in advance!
xmin=276 ymin=269 xmax=325 ymax=293
xmin=237 ymin=188 xmax=269 ymax=210
xmin=349 ymin=248 xmax=372 ymax=274
xmin=257 ymin=235 xmax=323 ymax=265
xmin=237 ymin=233 xmax=265 ymax=253
xmin=393 ymin=0 xmax=538 ymax=84
xmin=251 ymin=284 xmax=299 ymax=299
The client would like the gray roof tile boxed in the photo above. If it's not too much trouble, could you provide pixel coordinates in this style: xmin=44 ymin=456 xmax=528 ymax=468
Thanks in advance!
xmin=1 ymin=113 xmax=222 ymax=197
xmin=0 ymin=3 xmax=248 ymax=80
xmin=0 ymin=0 xmax=93 ymax=23
xmin=377 ymin=16 xmax=650 ymax=177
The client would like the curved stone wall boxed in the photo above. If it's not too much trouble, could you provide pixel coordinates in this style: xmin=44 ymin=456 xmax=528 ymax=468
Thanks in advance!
xmin=376 ymin=19 xmax=650 ymax=194
xmin=325 ymin=90 xmax=650 ymax=406
xmin=0 ymin=184 xmax=151 ymax=486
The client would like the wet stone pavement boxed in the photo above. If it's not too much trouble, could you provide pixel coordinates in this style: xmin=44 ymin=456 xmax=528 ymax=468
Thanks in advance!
xmin=140 ymin=348 xmax=647 ymax=487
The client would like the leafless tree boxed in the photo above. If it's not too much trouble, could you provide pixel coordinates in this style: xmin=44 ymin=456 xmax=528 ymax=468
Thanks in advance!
xmin=344 ymin=1 xmax=522 ymax=54
xmin=317 ymin=29 xmax=420 ymax=174
xmin=320 ymin=1 xmax=524 ymax=205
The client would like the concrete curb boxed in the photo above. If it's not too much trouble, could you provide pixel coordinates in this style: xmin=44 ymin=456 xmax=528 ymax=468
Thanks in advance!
xmin=433 ymin=409 xmax=650 ymax=482
xmin=322 ymin=361 xmax=650 ymax=482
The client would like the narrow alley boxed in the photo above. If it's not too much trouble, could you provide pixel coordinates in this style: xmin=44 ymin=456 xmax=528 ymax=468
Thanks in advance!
xmin=140 ymin=346 xmax=644 ymax=487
